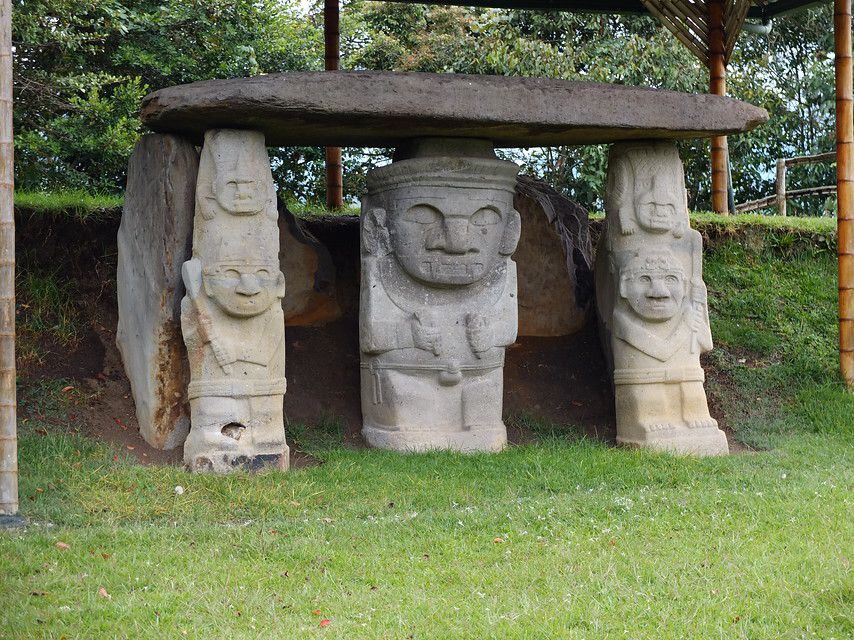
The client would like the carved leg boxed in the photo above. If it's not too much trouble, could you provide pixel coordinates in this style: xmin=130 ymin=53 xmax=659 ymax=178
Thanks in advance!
xmin=680 ymin=381 xmax=718 ymax=429
xmin=615 ymin=382 xmax=680 ymax=444
xmin=362 ymin=370 xmax=462 ymax=451
xmin=185 ymin=397 xmax=251 ymax=472
xmin=459 ymin=369 xmax=507 ymax=452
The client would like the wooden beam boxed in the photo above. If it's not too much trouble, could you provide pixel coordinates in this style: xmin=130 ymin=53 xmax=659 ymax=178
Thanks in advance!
xmin=0 ymin=0 xmax=17 ymax=518
xmin=836 ymin=0 xmax=854 ymax=387
xmin=709 ymin=0 xmax=730 ymax=214
xmin=324 ymin=0 xmax=343 ymax=211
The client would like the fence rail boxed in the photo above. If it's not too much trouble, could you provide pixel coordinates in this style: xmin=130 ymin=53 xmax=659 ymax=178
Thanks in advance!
xmin=736 ymin=152 xmax=836 ymax=215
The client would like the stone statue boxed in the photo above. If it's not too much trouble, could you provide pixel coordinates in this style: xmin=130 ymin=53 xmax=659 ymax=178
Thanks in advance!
xmin=181 ymin=129 xmax=289 ymax=472
xmin=596 ymin=141 xmax=728 ymax=455
xmin=359 ymin=138 xmax=520 ymax=452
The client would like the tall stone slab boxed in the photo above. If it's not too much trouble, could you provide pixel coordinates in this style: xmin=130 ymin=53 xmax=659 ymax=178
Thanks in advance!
xmin=116 ymin=134 xmax=197 ymax=450
xmin=359 ymin=138 xmax=520 ymax=452
xmin=181 ymin=129 xmax=289 ymax=472
xmin=595 ymin=141 xmax=728 ymax=455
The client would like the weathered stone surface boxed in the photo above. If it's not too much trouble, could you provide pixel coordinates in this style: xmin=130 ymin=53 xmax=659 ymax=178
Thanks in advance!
xmin=513 ymin=177 xmax=593 ymax=336
xmin=181 ymin=129 xmax=289 ymax=472
xmin=595 ymin=141 xmax=727 ymax=456
xmin=116 ymin=134 xmax=197 ymax=450
xmin=360 ymin=138 xmax=519 ymax=452
xmin=279 ymin=206 xmax=341 ymax=326
xmin=141 ymin=71 xmax=768 ymax=148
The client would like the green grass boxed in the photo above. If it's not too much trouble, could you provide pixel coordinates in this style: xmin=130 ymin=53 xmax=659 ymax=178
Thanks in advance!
xmin=14 ymin=190 xmax=124 ymax=222
xmin=286 ymin=197 xmax=361 ymax=218
xmin=15 ymin=270 xmax=83 ymax=366
xmin=1 ymin=226 xmax=853 ymax=639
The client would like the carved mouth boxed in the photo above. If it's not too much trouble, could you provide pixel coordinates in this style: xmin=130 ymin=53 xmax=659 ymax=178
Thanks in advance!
xmin=422 ymin=259 xmax=484 ymax=279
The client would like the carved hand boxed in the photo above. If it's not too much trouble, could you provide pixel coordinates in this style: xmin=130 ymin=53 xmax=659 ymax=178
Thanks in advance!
xmin=466 ymin=313 xmax=494 ymax=357
xmin=411 ymin=312 xmax=441 ymax=356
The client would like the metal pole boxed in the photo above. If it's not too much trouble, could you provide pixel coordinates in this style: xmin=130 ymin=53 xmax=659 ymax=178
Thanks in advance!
xmin=0 ymin=0 xmax=20 ymax=525
xmin=835 ymin=0 xmax=854 ymax=387
xmin=709 ymin=0 xmax=730 ymax=214
xmin=324 ymin=0 xmax=343 ymax=211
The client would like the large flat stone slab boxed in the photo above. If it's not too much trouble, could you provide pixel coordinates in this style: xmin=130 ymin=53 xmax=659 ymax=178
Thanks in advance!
xmin=141 ymin=71 xmax=768 ymax=148
xmin=117 ymin=134 xmax=197 ymax=450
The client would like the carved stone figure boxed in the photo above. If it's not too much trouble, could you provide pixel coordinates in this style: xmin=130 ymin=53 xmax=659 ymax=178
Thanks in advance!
xmin=359 ymin=138 xmax=520 ymax=452
xmin=181 ymin=129 xmax=289 ymax=472
xmin=596 ymin=141 xmax=728 ymax=455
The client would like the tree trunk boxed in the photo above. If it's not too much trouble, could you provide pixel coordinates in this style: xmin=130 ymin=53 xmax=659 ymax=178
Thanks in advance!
xmin=0 ymin=0 xmax=17 ymax=517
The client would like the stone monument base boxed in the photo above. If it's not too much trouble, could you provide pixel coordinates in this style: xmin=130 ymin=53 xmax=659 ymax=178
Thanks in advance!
xmin=362 ymin=424 xmax=506 ymax=453
xmin=617 ymin=426 xmax=728 ymax=456
xmin=184 ymin=437 xmax=290 ymax=474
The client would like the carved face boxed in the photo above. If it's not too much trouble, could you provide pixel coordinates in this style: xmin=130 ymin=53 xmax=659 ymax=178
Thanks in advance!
xmin=212 ymin=169 xmax=266 ymax=215
xmin=634 ymin=176 xmax=681 ymax=233
xmin=387 ymin=188 xmax=514 ymax=286
xmin=203 ymin=263 xmax=285 ymax=317
xmin=620 ymin=255 xmax=686 ymax=322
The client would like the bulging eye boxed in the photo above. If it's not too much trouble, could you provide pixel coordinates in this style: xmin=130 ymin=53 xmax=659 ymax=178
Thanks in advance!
xmin=665 ymin=275 xmax=679 ymax=284
xmin=405 ymin=205 xmax=441 ymax=224
xmin=256 ymin=269 xmax=270 ymax=278
xmin=470 ymin=207 xmax=501 ymax=226
xmin=640 ymin=275 xmax=652 ymax=284
xmin=225 ymin=269 xmax=240 ymax=279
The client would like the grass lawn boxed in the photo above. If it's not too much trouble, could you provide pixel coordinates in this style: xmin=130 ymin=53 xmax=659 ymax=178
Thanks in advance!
xmin=1 ymin=230 xmax=852 ymax=638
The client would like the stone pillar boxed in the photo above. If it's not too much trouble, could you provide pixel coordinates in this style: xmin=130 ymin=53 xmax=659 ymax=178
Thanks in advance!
xmin=595 ymin=141 xmax=728 ymax=456
xmin=117 ymin=134 xmax=197 ymax=450
xmin=359 ymin=138 xmax=520 ymax=452
xmin=181 ymin=129 xmax=289 ymax=472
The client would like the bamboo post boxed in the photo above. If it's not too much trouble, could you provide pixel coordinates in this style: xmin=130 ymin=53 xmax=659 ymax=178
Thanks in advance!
xmin=324 ymin=0 xmax=343 ymax=211
xmin=709 ymin=0 xmax=730 ymax=214
xmin=836 ymin=0 xmax=854 ymax=388
xmin=776 ymin=158 xmax=787 ymax=216
xmin=0 ymin=0 xmax=18 ymax=522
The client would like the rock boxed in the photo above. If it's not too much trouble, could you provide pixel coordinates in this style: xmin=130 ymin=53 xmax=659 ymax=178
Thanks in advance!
xmin=181 ymin=129 xmax=289 ymax=473
xmin=116 ymin=134 xmax=197 ymax=450
xmin=595 ymin=141 xmax=727 ymax=456
xmin=279 ymin=205 xmax=341 ymax=326
xmin=359 ymin=138 xmax=519 ymax=452
xmin=140 ymin=71 xmax=768 ymax=148
xmin=513 ymin=177 xmax=594 ymax=336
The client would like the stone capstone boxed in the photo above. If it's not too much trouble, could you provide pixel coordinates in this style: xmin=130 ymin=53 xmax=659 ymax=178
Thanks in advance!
xmin=181 ymin=129 xmax=289 ymax=472
xmin=116 ymin=134 xmax=197 ymax=450
xmin=359 ymin=138 xmax=520 ymax=452
xmin=513 ymin=176 xmax=594 ymax=336
xmin=595 ymin=141 xmax=728 ymax=455
xmin=141 ymin=71 xmax=769 ymax=148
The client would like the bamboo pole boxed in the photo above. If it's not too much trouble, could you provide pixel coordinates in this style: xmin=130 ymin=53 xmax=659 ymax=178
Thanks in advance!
xmin=836 ymin=0 xmax=854 ymax=388
xmin=0 ymin=0 xmax=18 ymax=519
xmin=709 ymin=0 xmax=730 ymax=214
xmin=776 ymin=158 xmax=787 ymax=216
xmin=324 ymin=0 xmax=343 ymax=211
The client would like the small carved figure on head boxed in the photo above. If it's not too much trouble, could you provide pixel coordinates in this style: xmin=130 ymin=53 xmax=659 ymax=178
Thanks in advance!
xmin=606 ymin=142 xmax=688 ymax=239
xmin=196 ymin=129 xmax=277 ymax=220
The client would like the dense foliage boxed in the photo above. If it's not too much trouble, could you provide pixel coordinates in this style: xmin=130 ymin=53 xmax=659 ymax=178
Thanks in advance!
xmin=13 ymin=0 xmax=839 ymax=212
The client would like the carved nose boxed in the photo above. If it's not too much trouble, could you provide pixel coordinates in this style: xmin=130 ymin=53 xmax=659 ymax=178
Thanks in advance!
xmin=647 ymin=279 xmax=670 ymax=298
xmin=442 ymin=218 xmax=470 ymax=254
xmin=235 ymin=273 xmax=261 ymax=296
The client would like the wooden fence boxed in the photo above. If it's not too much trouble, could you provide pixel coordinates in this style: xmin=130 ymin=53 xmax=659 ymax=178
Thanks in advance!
xmin=736 ymin=152 xmax=836 ymax=215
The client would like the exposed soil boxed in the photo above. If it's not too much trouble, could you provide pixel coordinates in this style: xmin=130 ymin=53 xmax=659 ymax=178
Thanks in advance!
xmin=14 ymin=208 xmax=752 ymax=466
